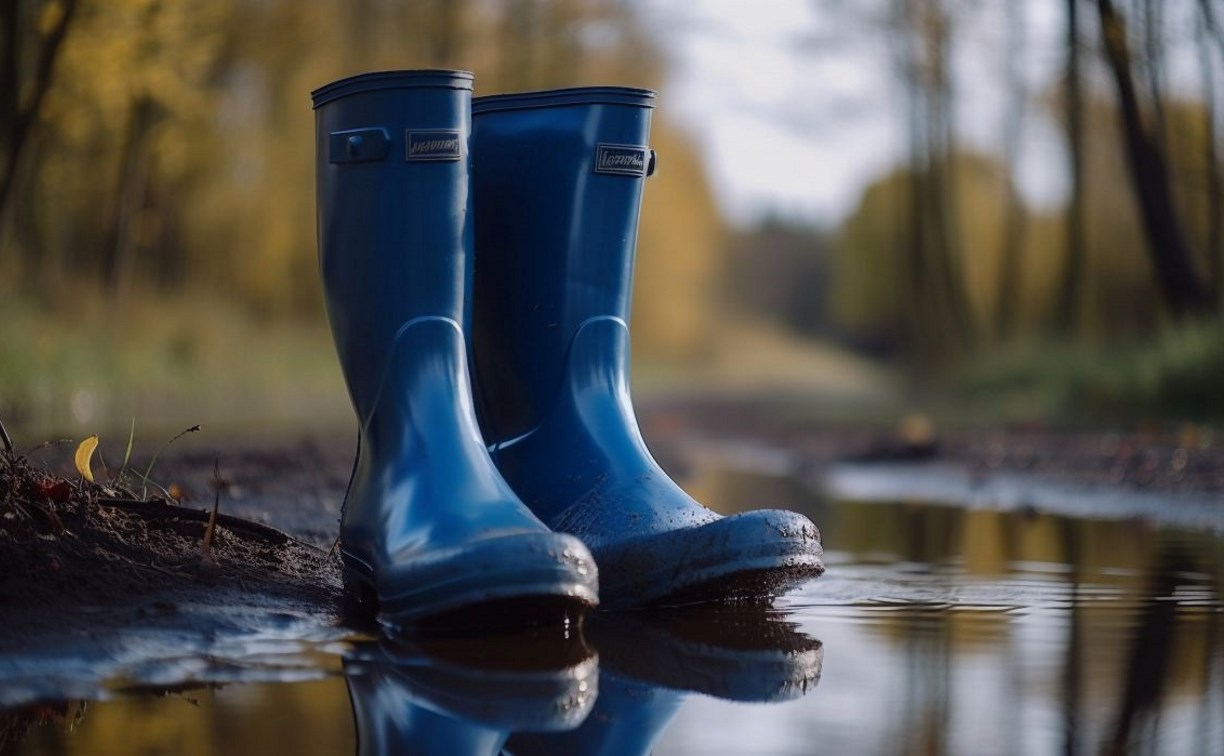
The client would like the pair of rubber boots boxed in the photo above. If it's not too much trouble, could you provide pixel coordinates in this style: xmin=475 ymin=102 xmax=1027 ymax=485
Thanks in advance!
xmin=312 ymin=70 xmax=824 ymax=629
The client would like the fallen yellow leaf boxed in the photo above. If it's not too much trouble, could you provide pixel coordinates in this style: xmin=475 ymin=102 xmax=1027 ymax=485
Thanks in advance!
xmin=75 ymin=434 xmax=99 ymax=482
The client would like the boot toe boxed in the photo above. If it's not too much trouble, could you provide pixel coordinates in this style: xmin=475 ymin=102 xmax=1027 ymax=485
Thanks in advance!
xmin=593 ymin=509 xmax=824 ymax=610
xmin=372 ymin=531 xmax=599 ymax=628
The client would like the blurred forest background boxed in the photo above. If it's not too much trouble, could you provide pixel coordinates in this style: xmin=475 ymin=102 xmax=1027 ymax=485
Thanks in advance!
xmin=2 ymin=0 xmax=1223 ymax=437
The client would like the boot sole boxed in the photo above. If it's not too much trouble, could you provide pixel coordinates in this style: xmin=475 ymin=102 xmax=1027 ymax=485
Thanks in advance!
xmin=342 ymin=531 xmax=599 ymax=631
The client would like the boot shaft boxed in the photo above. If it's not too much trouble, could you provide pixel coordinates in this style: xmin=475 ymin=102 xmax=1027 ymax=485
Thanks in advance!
xmin=313 ymin=70 xmax=475 ymax=419
xmin=470 ymin=87 xmax=655 ymax=444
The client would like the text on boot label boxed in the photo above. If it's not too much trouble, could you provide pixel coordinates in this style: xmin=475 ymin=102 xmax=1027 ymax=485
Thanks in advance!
xmin=594 ymin=144 xmax=648 ymax=177
xmin=405 ymin=130 xmax=462 ymax=162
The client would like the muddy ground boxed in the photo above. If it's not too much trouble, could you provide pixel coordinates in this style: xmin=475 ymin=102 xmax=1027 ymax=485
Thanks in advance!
xmin=0 ymin=442 xmax=348 ymax=710
xmin=2 ymin=403 xmax=1223 ymax=709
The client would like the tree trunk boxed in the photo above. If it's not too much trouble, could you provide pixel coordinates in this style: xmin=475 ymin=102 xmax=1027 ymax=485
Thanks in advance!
xmin=101 ymin=99 xmax=157 ymax=298
xmin=1200 ymin=0 xmax=1224 ymax=300
xmin=1056 ymin=0 xmax=1087 ymax=332
xmin=1142 ymin=0 xmax=1167 ymax=154
xmin=921 ymin=0 xmax=974 ymax=351
xmin=1202 ymin=0 xmax=1224 ymax=62
xmin=894 ymin=0 xmax=935 ymax=366
xmin=0 ymin=0 xmax=78 ymax=230
xmin=1096 ymin=0 xmax=1215 ymax=317
xmin=995 ymin=0 xmax=1028 ymax=339
xmin=0 ymin=0 xmax=19 ymax=143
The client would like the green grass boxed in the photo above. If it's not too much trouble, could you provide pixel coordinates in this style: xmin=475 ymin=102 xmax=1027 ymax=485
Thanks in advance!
xmin=13 ymin=288 xmax=1214 ymax=444
xmin=955 ymin=320 xmax=1224 ymax=426
xmin=1 ymin=294 xmax=903 ymax=443
xmin=0 ymin=292 xmax=351 ymax=442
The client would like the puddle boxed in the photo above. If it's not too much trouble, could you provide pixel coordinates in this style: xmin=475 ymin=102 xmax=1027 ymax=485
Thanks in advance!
xmin=5 ymin=467 xmax=1224 ymax=755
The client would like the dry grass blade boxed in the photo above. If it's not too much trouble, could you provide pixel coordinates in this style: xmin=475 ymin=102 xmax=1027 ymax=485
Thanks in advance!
xmin=139 ymin=425 xmax=201 ymax=499
xmin=121 ymin=417 xmax=136 ymax=473
xmin=0 ymin=416 xmax=13 ymax=455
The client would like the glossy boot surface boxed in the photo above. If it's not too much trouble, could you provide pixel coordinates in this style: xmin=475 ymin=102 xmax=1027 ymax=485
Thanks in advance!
xmin=470 ymin=87 xmax=824 ymax=609
xmin=313 ymin=71 xmax=597 ymax=629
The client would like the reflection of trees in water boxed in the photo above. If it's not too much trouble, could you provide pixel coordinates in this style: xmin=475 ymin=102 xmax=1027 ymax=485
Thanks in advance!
xmin=819 ymin=493 xmax=1223 ymax=753
xmin=1106 ymin=542 xmax=1185 ymax=753
xmin=1061 ymin=516 xmax=1085 ymax=756
xmin=643 ymin=465 xmax=1224 ymax=752
xmin=899 ymin=506 xmax=953 ymax=755
xmin=1105 ymin=537 xmax=1223 ymax=755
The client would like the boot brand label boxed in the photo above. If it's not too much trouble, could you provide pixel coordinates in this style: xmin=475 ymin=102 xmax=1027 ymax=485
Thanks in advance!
xmin=594 ymin=144 xmax=648 ymax=177
xmin=405 ymin=130 xmax=462 ymax=162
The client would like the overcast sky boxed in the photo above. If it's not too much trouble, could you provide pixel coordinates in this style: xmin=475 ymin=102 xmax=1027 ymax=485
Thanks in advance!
xmin=641 ymin=0 xmax=1206 ymax=228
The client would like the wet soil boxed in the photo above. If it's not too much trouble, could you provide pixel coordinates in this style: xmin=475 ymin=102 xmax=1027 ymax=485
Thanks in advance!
xmin=0 ymin=448 xmax=343 ymax=694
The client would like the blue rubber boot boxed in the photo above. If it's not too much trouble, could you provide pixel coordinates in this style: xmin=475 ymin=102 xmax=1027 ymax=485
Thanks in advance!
xmin=470 ymin=87 xmax=824 ymax=609
xmin=344 ymin=628 xmax=597 ymax=756
xmin=312 ymin=71 xmax=597 ymax=629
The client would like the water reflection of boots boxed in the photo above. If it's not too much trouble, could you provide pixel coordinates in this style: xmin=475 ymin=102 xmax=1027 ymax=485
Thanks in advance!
xmin=503 ymin=606 xmax=822 ymax=755
xmin=344 ymin=627 xmax=598 ymax=756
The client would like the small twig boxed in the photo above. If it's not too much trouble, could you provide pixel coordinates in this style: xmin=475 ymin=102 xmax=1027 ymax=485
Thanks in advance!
xmin=202 ymin=459 xmax=222 ymax=558
xmin=0 ymin=416 xmax=13 ymax=455
xmin=195 ymin=457 xmax=228 ymax=583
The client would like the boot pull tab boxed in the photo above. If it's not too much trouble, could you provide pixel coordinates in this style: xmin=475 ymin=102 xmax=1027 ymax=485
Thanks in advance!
xmin=647 ymin=149 xmax=657 ymax=177
xmin=329 ymin=128 xmax=391 ymax=163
